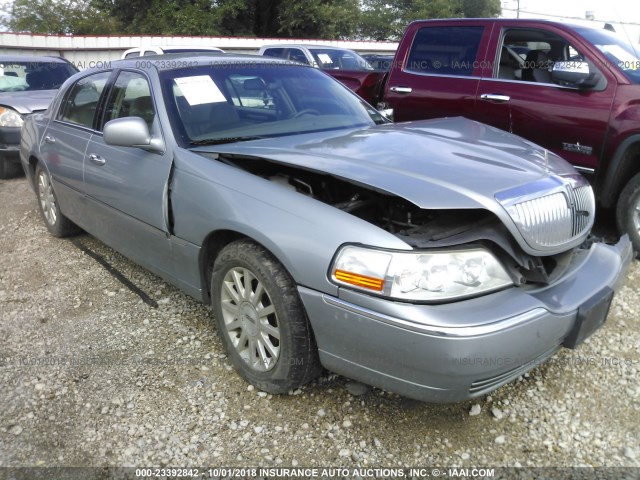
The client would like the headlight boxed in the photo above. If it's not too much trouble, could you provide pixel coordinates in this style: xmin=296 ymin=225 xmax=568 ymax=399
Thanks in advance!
xmin=0 ymin=107 xmax=24 ymax=127
xmin=331 ymin=245 xmax=513 ymax=302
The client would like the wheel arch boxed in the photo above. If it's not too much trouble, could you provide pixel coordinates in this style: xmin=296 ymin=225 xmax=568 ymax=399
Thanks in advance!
xmin=27 ymin=155 xmax=41 ymax=188
xmin=198 ymin=229 xmax=306 ymax=307
xmin=599 ymin=135 xmax=640 ymax=208
xmin=199 ymin=229 xmax=248 ymax=304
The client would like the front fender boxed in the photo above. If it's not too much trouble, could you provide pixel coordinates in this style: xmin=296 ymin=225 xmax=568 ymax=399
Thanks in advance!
xmin=170 ymin=149 xmax=412 ymax=295
xmin=19 ymin=114 xmax=46 ymax=188
xmin=599 ymin=133 xmax=640 ymax=208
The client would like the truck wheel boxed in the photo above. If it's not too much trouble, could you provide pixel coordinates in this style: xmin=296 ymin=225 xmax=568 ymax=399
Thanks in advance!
xmin=616 ymin=172 xmax=640 ymax=256
xmin=211 ymin=239 xmax=321 ymax=393
xmin=0 ymin=155 xmax=23 ymax=179
xmin=35 ymin=164 xmax=80 ymax=237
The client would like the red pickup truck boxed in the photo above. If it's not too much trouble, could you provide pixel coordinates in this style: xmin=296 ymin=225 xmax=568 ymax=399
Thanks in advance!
xmin=329 ymin=19 xmax=640 ymax=254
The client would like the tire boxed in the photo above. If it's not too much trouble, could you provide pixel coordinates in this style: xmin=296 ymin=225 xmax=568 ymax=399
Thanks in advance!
xmin=0 ymin=155 xmax=24 ymax=179
xmin=617 ymin=172 xmax=640 ymax=257
xmin=34 ymin=164 xmax=80 ymax=237
xmin=211 ymin=239 xmax=321 ymax=393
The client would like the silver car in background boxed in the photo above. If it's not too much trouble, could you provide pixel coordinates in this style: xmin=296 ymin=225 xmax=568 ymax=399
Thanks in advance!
xmin=20 ymin=54 xmax=632 ymax=402
xmin=0 ymin=55 xmax=77 ymax=178
xmin=259 ymin=44 xmax=374 ymax=70
xmin=121 ymin=46 xmax=224 ymax=59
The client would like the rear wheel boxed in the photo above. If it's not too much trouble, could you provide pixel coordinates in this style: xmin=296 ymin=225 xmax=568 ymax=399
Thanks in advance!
xmin=211 ymin=239 xmax=321 ymax=393
xmin=35 ymin=164 xmax=79 ymax=237
xmin=0 ymin=155 xmax=23 ymax=179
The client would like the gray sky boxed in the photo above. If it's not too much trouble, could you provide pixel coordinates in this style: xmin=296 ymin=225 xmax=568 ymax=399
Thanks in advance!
xmin=501 ymin=0 xmax=640 ymax=22
xmin=501 ymin=0 xmax=640 ymax=43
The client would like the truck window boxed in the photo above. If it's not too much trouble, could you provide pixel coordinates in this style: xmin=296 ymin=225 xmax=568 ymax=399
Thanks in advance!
xmin=263 ymin=48 xmax=286 ymax=59
xmin=497 ymin=29 xmax=596 ymax=84
xmin=574 ymin=26 xmax=640 ymax=84
xmin=406 ymin=26 xmax=484 ymax=76
xmin=287 ymin=49 xmax=309 ymax=65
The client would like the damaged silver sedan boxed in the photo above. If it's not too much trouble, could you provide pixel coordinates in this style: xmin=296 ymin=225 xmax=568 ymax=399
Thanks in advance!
xmin=20 ymin=55 xmax=632 ymax=402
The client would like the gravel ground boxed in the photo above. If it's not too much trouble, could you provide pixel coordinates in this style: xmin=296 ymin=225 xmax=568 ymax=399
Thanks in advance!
xmin=0 ymin=175 xmax=639 ymax=472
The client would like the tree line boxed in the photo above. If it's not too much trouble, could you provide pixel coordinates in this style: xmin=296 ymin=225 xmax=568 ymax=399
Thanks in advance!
xmin=1 ymin=0 xmax=500 ymax=41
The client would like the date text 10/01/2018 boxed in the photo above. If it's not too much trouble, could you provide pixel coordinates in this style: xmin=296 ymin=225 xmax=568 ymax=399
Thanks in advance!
xmin=134 ymin=467 xmax=496 ymax=478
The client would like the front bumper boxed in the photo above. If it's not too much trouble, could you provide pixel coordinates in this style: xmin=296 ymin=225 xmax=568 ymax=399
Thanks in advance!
xmin=300 ymin=236 xmax=632 ymax=403
xmin=0 ymin=126 xmax=21 ymax=163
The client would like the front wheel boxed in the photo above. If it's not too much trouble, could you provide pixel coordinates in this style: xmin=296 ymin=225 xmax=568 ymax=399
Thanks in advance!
xmin=34 ymin=164 xmax=79 ymax=237
xmin=617 ymin=172 xmax=640 ymax=256
xmin=211 ymin=239 xmax=321 ymax=393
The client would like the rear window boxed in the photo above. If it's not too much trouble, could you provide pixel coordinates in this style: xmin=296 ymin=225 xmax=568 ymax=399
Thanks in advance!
xmin=309 ymin=49 xmax=373 ymax=71
xmin=0 ymin=60 xmax=77 ymax=92
xmin=406 ymin=26 xmax=484 ymax=76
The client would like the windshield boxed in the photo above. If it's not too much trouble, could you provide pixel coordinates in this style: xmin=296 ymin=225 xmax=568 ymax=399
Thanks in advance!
xmin=575 ymin=27 xmax=640 ymax=84
xmin=160 ymin=63 xmax=384 ymax=147
xmin=0 ymin=61 xmax=77 ymax=92
xmin=309 ymin=49 xmax=374 ymax=71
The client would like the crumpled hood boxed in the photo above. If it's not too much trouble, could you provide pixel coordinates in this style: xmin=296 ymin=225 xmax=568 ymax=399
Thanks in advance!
xmin=193 ymin=117 xmax=577 ymax=211
xmin=0 ymin=90 xmax=56 ymax=114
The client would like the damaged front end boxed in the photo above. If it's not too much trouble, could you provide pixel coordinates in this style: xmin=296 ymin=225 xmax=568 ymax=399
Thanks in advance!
xmin=207 ymin=152 xmax=598 ymax=299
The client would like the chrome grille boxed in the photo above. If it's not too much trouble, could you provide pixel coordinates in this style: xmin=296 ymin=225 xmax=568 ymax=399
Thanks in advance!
xmin=511 ymin=192 xmax=572 ymax=247
xmin=568 ymin=185 xmax=595 ymax=236
xmin=496 ymin=176 xmax=595 ymax=252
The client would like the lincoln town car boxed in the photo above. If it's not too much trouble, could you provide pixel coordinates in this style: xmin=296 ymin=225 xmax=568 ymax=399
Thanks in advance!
xmin=20 ymin=55 xmax=632 ymax=402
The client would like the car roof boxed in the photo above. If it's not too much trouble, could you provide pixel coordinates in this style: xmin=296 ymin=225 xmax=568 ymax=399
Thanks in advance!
xmin=124 ymin=45 xmax=223 ymax=52
xmin=260 ymin=44 xmax=357 ymax=51
xmin=113 ymin=53 xmax=300 ymax=71
xmin=406 ymin=17 xmax=601 ymax=32
xmin=0 ymin=55 xmax=71 ymax=64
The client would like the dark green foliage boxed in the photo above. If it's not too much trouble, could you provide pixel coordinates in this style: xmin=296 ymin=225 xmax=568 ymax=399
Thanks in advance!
xmin=359 ymin=0 xmax=502 ymax=40
xmin=1 ymin=0 xmax=500 ymax=39
xmin=2 ymin=0 xmax=121 ymax=34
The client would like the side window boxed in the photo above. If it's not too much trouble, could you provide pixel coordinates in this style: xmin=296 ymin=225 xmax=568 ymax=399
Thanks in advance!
xmin=102 ymin=71 xmax=155 ymax=130
xmin=287 ymin=49 xmax=309 ymax=65
xmin=124 ymin=52 xmax=140 ymax=59
xmin=58 ymin=71 xmax=111 ymax=128
xmin=263 ymin=48 xmax=285 ymax=58
xmin=143 ymin=50 xmax=157 ymax=56
xmin=406 ymin=26 xmax=484 ymax=76
xmin=497 ymin=29 xmax=597 ymax=85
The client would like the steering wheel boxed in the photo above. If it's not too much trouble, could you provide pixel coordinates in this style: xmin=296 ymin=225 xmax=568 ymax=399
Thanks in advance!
xmin=292 ymin=109 xmax=321 ymax=119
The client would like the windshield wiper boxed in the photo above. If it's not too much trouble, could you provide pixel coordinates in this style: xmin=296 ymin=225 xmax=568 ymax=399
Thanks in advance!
xmin=190 ymin=136 xmax=264 ymax=146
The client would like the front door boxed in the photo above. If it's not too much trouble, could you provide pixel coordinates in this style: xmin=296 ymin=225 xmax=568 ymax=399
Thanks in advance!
xmin=475 ymin=24 xmax=616 ymax=171
xmin=83 ymin=70 xmax=175 ymax=277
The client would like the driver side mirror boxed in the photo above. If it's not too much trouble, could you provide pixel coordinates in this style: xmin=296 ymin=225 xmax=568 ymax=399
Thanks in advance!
xmin=103 ymin=117 xmax=164 ymax=153
xmin=551 ymin=61 xmax=601 ymax=89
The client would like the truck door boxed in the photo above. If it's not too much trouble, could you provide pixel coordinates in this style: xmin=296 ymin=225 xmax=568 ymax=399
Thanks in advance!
xmin=475 ymin=24 xmax=616 ymax=172
xmin=383 ymin=21 xmax=492 ymax=122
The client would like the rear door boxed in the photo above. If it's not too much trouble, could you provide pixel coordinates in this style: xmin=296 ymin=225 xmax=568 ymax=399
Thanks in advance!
xmin=39 ymin=70 xmax=112 ymax=216
xmin=475 ymin=23 xmax=617 ymax=171
xmin=383 ymin=21 xmax=493 ymax=121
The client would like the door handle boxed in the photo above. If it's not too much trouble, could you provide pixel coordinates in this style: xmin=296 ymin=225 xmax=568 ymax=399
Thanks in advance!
xmin=89 ymin=154 xmax=106 ymax=166
xmin=44 ymin=135 xmax=56 ymax=144
xmin=480 ymin=93 xmax=511 ymax=103
xmin=390 ymin=86 xmax=413 ymax=94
